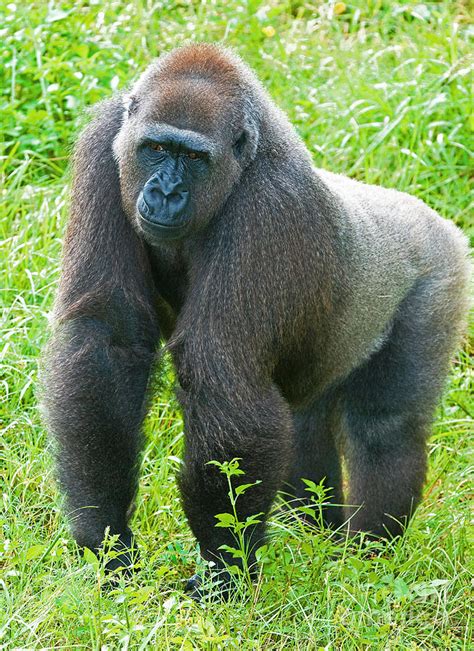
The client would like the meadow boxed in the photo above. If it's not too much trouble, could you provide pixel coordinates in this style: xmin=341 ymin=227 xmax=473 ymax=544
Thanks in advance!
xmin=1 ymin=1 xmax=473 ymax=648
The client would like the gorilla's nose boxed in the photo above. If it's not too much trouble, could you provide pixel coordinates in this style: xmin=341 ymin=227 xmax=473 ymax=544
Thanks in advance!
xmin=142 ymin=178 xmax=186 ymax=204
xmin=141 ymin=173 xmax=189 ymax=222
xmin=156 ymin=172 xmax=186 ymax=197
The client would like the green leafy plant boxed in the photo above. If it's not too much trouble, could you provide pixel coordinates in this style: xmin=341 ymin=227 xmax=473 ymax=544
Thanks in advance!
xmin=208 ymin=458 xmax=263 ymax=592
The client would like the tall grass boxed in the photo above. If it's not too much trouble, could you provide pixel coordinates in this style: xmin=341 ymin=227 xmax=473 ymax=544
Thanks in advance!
xmin=1 ymin=1 xmax=472 ymax=648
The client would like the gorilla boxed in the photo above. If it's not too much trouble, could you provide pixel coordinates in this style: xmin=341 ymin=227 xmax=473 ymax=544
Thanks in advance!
xmin=43 ymin=44 xmax=470 ymax=594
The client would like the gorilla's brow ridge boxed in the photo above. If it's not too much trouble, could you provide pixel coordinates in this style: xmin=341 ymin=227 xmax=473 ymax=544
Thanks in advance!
xmin=140 ymin=125 xmax=220 ymax=156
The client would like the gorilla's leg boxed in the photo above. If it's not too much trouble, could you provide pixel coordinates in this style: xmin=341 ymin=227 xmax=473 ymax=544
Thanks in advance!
xmin=341 ymin=276 xmax=463 ymax=538
xmin=286 ymin=393 xmax=344 ymax=528
xmin=343 ymin=409 xmax=428 ymax=538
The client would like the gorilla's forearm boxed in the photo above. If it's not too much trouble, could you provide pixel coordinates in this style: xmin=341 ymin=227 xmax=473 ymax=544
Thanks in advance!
xmin=177 ymin=377 xmax=293 ymax=568
xmin=43 ymin=317 xmax=156 ymax=551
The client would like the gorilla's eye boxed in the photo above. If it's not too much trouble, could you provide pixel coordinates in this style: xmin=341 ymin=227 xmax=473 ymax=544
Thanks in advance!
xmin=187 ymin=151 xmax=199 ymax=160
xmin=150 ymin=143 xmax=164 ymax=152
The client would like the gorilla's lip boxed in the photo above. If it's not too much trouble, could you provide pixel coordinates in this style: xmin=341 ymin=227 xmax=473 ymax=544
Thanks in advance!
xmin=136 ymin=197 xmax=188 ymax=240
xmin=137 ymin=212 xmax=188 ymax=240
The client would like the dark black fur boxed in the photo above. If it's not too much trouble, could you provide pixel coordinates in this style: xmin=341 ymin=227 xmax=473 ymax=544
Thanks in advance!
xmin=43 ymin=45 xmax=469 ymax=589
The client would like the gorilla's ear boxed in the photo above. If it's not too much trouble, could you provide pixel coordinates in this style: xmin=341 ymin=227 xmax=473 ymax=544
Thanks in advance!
xmin=123 ymin=93 xmax=140 ymax=118
xmin=232 ymin=131 xmax=247 ymax=158
xmin=233 ymin=102 xmax=259 ymax=168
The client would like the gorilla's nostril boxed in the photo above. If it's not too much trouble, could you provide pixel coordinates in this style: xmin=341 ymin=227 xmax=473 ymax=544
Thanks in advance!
xmin=167 ymin=193 xmax=188 ymax=215
xmin=143 ymin=185 xmax=163 ymax=208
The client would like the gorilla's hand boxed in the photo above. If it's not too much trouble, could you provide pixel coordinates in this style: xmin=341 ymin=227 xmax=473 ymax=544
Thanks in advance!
xmin=184 ymin=569 xmax=234 ymax=602
xmin=102 ymin=529 xmax=138 ymax=577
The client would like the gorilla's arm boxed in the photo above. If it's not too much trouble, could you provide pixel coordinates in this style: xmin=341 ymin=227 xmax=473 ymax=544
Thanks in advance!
xmin=174 ymin=339 xmax=294 ymax=577
xmin=43 ymin=99 xmax=159 ymax=562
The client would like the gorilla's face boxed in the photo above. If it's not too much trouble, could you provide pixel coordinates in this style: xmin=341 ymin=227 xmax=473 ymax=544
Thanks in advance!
xmin=114 ymin=76 xmax=249 ymax=243
xmin=135 ymin=128 xmax=214 ymax=240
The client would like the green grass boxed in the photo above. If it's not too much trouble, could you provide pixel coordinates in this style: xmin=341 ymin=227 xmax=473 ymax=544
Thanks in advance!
xmin=1 ymin=0 xmax=473 ymax=648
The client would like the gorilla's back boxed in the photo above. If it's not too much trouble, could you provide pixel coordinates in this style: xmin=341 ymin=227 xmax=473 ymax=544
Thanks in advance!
xmin=308 ymin=168 xmax=470 ymax=389
xmin=317 ymin=168 xmax=468 ymax=277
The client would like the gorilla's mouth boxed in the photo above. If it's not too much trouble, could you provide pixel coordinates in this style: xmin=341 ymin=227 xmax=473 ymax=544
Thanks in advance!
xmin=136 ymin=194 xmax=189 ymax=240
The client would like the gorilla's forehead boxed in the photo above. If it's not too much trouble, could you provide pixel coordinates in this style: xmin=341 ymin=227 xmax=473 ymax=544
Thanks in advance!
xmin=136 ymin=75 xmax=240 ymax=138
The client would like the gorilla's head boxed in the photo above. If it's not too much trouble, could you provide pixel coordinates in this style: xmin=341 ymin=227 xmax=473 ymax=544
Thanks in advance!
xmin=113 ymin=44 xmax=260 ymax=242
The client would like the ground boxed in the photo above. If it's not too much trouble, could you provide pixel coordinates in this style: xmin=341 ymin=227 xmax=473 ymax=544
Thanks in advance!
xmin=1 ymin=1 xmax=473 ymax=649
